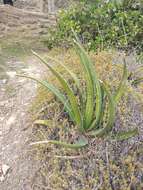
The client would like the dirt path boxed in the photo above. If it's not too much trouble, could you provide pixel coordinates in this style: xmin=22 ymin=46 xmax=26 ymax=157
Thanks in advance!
xmin=0 ymin=56 xmax=44 ymax=189
xmin=0 ymin=5 xmax=54 ymax=189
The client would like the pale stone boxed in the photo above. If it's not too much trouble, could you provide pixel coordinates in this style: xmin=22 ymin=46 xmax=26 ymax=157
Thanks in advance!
xmin=6 ymin=115 xmax=16 ymax=127
xmin=2 ymin=164 xmax=10 ymax=176
xmin=6 ymin=71 xmax=16 ymax=78
xmin=0 ymin=175 xmax=5 ymax=182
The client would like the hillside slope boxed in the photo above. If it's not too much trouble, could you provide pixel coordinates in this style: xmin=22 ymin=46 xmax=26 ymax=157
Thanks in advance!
xmin=0 ymin=5 xmax=56 ymax=38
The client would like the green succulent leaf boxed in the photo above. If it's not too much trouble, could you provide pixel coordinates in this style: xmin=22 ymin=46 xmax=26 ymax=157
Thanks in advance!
xmin=88 ymin=81 xmax=104 ymax=131
xmin=74 ymin=42 xmax=94 ymax=129
xmin=45 ymin=55 xmax=81 ymax=89
xmin=113 ymin=129 xmax=139 ymax=141
xmin=30 ymin=137 xmax=88 ymax=149
xmin=74 ymin=41 xmax=102 ymax=129
xmin=32 ymin=51 xmax=83 ymax=131
xmin=45 ymin=54 xmax=85 ymax=115
xmin=17 ymin=75 xmax=74 ymax=121
xmin=114 ymin=61 xmax=127 ymax=104
xmin=88 ymin=82 xmax=115 ymax=137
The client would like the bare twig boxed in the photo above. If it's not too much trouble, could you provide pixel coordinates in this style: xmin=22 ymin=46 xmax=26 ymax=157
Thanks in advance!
xmin=105 ymin=142 xmax=115 ymax=190
xmin=47 ymin=155 xmax=86 ymax=159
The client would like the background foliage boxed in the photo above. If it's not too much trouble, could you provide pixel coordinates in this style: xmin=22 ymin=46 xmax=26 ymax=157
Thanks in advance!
xmin=44 ymin=0 xmax=143 ymax=52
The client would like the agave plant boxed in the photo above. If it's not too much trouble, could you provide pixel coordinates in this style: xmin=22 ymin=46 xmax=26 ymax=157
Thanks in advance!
xmin=18 ymin=40 xmax=138 ymax=148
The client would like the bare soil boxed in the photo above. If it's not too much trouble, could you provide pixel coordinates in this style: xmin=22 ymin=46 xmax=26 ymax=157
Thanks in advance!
xmin=0 ymin=5 xmax=53 ymax=189
xmin=0 ymin=55 xmax=46 ymax=189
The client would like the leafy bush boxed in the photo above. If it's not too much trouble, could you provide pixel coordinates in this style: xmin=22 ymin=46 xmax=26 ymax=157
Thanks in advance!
xmin=44 ymin=0 xmax=143 ymax=52
xmin=19 ymin=40 xmax=138 ymax=148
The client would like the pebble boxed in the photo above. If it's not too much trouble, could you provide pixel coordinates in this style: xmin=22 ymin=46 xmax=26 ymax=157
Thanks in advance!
xmin=2 ymin=164 xmax=10 ymax=176
xmin=0 ymin=164 xmax=10 ymax=182
xmin=6 ymin=115 xmax=16 ymax=127
xmin=6 ymin=71 xmax=16 ymax=78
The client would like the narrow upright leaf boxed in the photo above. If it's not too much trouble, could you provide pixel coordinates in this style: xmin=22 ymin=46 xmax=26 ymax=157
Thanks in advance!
xmin=32 ymin=51 xmax=83 ymax=131
xmin=17 ymin=75 xmax=74 ymax=121
xmin=88 ymin=82 xmax=115 ymax=137
xmin=74 ymin=41 xmax=102 ymax=129
xmin=114 ymin=61 xmax=127 ymax=104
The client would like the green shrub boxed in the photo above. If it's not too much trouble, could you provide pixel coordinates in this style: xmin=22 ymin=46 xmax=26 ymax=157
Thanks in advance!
xmin=44 ymin=0 xmax=143 ymax=52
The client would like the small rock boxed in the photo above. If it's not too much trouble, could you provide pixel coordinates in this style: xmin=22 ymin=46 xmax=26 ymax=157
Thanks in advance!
xmin=0 ymin=175 xmax=5 ymax=182
xmin=0 ymin=164 xmax=10 ymax=182
xmin=6 ymin=71 xmax=16 ymax=78
xmin=6 ymin=115 xmax=16 ymax=127
xmin=0 ymin=117 xmax=4 ymax=121
xmin=2 ymin=79 xmax=7 ymax=84
xmin=2 ymin=164 xmax=10 ymax=176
